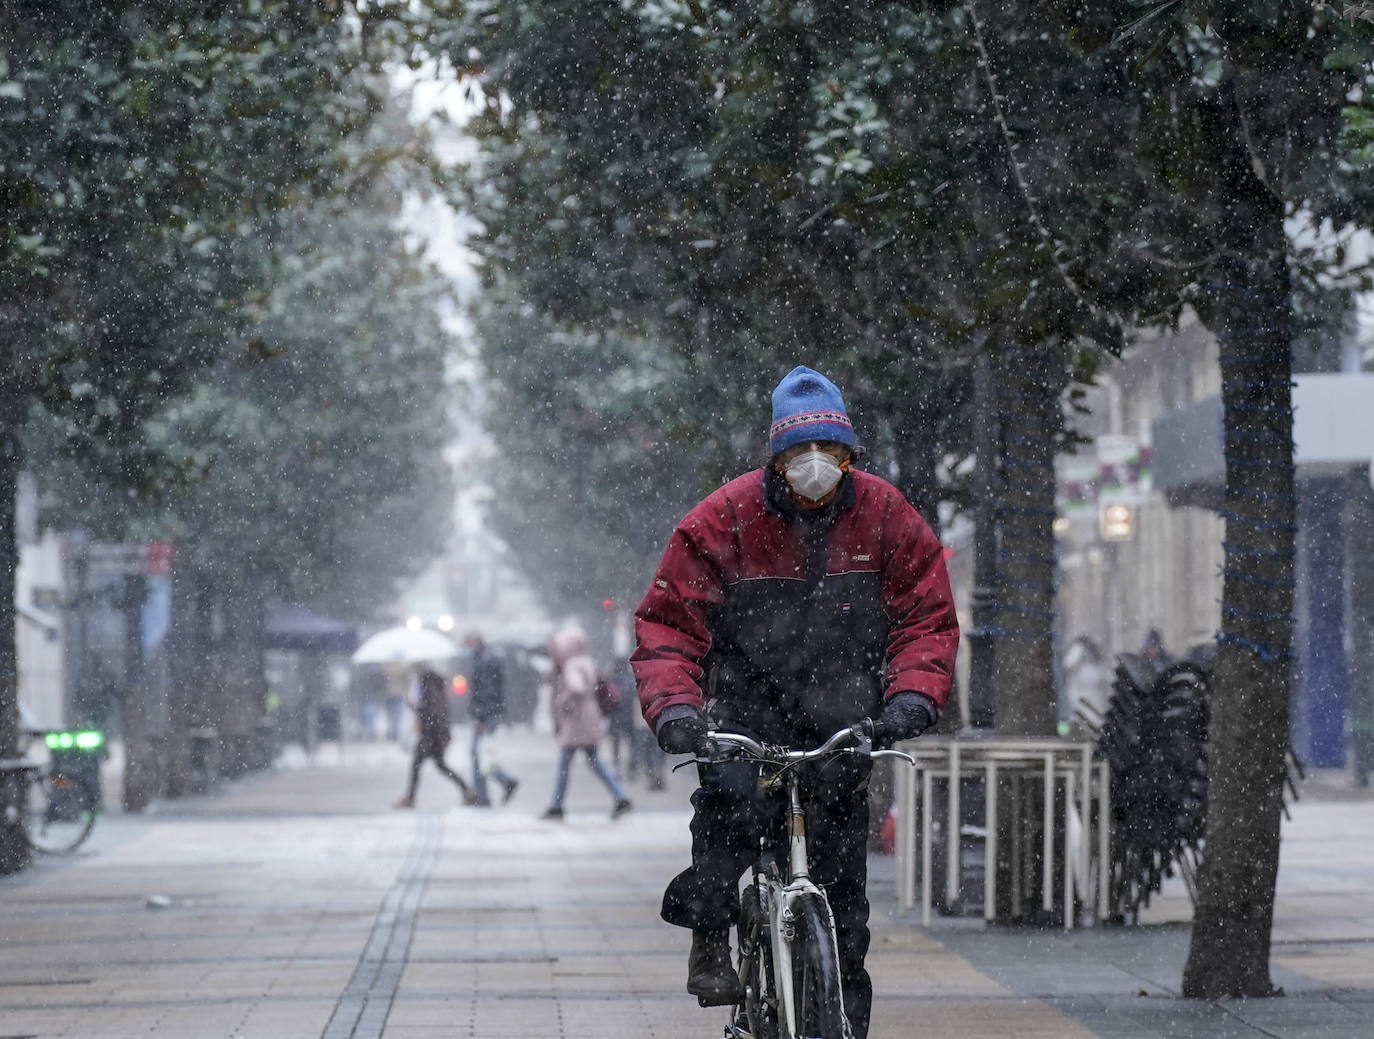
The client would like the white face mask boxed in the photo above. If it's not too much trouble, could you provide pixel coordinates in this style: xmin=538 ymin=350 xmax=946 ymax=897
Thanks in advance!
xmin=784 ymin=449 xmax=845 ymax=501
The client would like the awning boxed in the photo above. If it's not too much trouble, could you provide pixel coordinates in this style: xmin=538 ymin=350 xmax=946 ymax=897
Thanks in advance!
xmin=263 ymin=605 xmax=359 ymax=653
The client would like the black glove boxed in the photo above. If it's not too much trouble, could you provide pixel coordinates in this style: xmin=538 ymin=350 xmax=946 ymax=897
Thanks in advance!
xmin=874 ymin=693 xmax=935 ymax=747
xmin=656 ymin=710 xmax=709 ymax=755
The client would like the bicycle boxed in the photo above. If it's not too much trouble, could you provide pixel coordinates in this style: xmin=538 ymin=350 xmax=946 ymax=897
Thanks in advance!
xmin=18 ymin=730 xmax=102 ymax=854
xmin=694 ymin=726 xmax=914 ymax=1039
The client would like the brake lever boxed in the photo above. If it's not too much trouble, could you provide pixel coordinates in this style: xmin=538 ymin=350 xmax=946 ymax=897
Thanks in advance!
xmin=872 ymin=748 xmax=917 ymax=766
xmin=672 ymin=738 xmax=738 ymax=771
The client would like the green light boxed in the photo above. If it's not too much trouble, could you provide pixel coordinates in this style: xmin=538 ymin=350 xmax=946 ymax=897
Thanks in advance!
xmin=75 ymin=731 xmax=104 ymax=750
xmin=45 ymin=733 xmax=60 ymax=750
xmin=59 ymin=732 xmax=75 ymax=749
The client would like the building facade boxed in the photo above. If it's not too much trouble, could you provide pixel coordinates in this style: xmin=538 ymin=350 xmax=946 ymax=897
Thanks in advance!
xmin=1057 ymin=309 xmax=1374 ymax=777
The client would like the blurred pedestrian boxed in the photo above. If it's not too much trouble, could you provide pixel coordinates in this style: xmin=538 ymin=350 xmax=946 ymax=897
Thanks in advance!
xmin=541 ymin=623 xmax=633 ymax=820
xmin=466 ymin=632 xmax=520 ymax=806
xmin=394 ymin=669 xmax=476 ymax=808
xmin=629 ymin=704 xmax=667 ymax=790
xmin=353 ymin=668 xmax=386 ymax=741
xmin=606 ymin=658 xmax=635 ymax=776
xmin=383 ymin=685 xmax=404 ymax=742
xmin=1061 ymin=635 xmax=1110 ymax=732
xmin=620 ymin=656 xmax=666 ymax=790
xmin=75 ymin=660 xmax=117 ymax=730
xmin=1140 ymin=627 xmax=1172 ymax=673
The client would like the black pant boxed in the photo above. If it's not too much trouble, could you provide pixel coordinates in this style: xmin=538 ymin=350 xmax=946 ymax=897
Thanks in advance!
xmin=661 ymin=753 xmax=873 ymax=1038
xmin=405 ymin=732 xmax=469 ymax=801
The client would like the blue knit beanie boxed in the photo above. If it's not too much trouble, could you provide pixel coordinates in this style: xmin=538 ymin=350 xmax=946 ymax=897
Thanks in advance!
xmin=769 ymin=366 xmax=855 ymax=455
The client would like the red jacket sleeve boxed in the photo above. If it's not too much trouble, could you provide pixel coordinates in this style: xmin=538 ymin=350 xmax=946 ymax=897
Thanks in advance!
xmin=881 ymin=497 xmax=960 ymax=712
xmin=631 ymin=511 xmax=726 ymax=726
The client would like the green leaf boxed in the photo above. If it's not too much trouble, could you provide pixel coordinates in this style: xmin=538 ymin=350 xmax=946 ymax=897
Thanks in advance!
xmin=1110 ymin=0 xmax=1186 ymax=49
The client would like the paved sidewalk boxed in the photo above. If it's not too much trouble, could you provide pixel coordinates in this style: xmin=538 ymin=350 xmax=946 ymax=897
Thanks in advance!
xmin=1 ymin=729 xmax=1372 ymax=1038
xmin=871 ymin=772 xmax=1374 ymax=1039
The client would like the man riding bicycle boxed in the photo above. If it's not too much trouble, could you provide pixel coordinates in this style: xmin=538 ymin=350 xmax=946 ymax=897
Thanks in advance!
xmin=632 ymin=366 xmax=960 ymax=1039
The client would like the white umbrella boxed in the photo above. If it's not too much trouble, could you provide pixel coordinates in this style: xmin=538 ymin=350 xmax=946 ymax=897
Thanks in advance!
xmin=351 ymin=626 xmax=461 ymax=666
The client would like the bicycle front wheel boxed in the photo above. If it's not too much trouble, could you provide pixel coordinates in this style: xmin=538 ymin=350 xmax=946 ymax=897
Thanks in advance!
xmin=735 ymin=886 xmax=778 ymax=1039
xmin=790 ymin=892 xmax=851 ymax=1039
xmin=25 ymin=771 xmax=98 ymax=854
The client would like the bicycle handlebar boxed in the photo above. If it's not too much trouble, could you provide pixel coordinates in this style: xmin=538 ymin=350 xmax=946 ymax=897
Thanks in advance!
xmin=703 ymin=727 xmax=915 ymax=767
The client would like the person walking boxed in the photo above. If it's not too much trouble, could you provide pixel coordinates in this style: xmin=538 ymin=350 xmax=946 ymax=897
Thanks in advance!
xmin=1140 ymin=627 xmax=1172 ymax=673
xmin=606 ymin=657 xmax=635 ymax=777
xmin=632 ymin=365 xmax=959 ymax=1038
xmin=541 ymin=623 xmax=633 ymax=820
xmin=622 ymin=655 xmax=667 ymax=791
xmin=393 ymin=668 xmax=476 ymax=808
xmin=465 ymin=632 xmax=520 ymax=806
xmin=1062 ymin=634 xmax=1110 ymax=733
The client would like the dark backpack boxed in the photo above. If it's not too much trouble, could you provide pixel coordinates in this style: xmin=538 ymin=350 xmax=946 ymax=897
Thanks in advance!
xmin=594 ymin=675 xmax=623 ymax=717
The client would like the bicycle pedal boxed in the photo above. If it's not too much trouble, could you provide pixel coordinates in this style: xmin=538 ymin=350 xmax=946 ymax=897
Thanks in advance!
xmin=697 ymin=993 xmax=740 ymax=1008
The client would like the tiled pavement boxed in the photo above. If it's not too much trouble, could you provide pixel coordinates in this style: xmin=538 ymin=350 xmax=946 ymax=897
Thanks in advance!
xmin=1 ymin=728 xmax=1372 ymax=1038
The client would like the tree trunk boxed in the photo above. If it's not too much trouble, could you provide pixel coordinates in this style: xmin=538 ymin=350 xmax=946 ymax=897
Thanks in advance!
xmin=966 ymin=353 xmax=1001 ymax=730
xmin=163 ymin=560 xmax=196 ymax=799
xmin=213 ymin=581 xmax=268 ymax=777
xmin=892 ymin=404 xmax=942 ymax=527
xmin=985 ymin=339 xmax=1062 ymax=923
xmin=120 ymin=573 xmax=154 ymax=813
xmin=993 ymin=340 xmax=1061 ymax=737
xmin=0 ymin=392 xmax=30 ymax=875
xmin=1182 ymin=80 xmax=1294 ymax=997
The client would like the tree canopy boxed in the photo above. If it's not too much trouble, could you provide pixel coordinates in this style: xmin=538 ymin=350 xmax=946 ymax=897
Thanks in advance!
xmin=0 ymin=1 xmax=451 ymax=870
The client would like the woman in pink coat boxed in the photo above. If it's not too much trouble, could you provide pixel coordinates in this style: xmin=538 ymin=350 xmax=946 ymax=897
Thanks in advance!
xmin=541 ymin=623 xmax=633 ymax=820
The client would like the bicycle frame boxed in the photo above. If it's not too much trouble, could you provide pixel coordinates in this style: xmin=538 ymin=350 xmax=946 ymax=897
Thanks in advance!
xmin=766 ymin=774 xmax=834 ymax=1039
xmin=710 ymin=728 xmax=914 ymax=1039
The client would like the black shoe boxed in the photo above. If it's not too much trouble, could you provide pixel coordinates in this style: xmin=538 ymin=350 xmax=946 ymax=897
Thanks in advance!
xmin=541 ymin=806 xmax=564 ymax=820
xmin=611 ymin=798 xmax=633 ymax=820
xmin=502 ymin=779 xmax=519 ymax=805
xmin=686 ymin=929 xmax=741 ymax=1006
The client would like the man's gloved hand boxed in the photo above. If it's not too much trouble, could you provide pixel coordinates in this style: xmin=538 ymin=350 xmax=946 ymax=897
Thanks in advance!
xmin=874 ymin=693 xmax=936 ymax=747
xmin=656 ymin=709 xmax=709 ymax=755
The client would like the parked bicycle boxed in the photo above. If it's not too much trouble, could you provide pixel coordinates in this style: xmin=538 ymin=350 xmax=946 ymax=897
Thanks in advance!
xmin=18 ymin=730 xmax=102 ymax=854
xmin=692 ymin=726 xmax=914 ymax=1039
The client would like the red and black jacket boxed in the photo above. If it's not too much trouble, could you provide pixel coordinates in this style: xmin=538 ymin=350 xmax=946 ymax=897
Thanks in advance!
xmin=632 ymin=466 xmax=959 ymax=740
